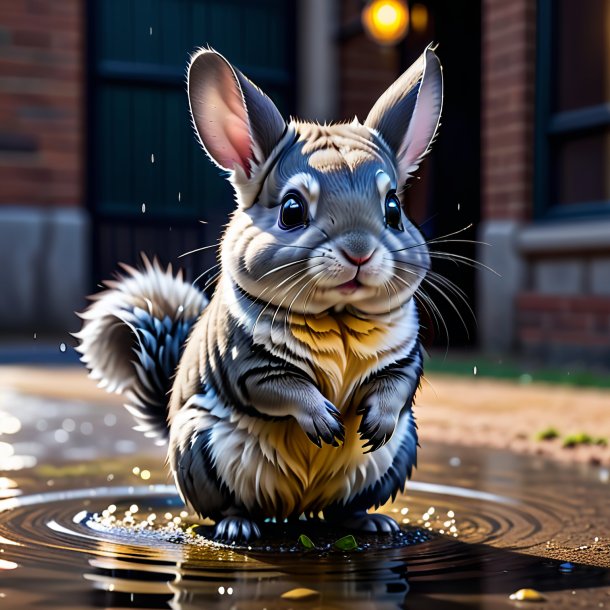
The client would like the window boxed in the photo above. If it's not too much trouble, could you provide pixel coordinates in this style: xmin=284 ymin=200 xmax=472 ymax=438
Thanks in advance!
xmin=535 ymin=0 xmax=610 ymax=217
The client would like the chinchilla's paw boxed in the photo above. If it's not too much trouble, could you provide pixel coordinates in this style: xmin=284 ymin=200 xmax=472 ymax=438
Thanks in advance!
xmin=213 ymin=516 xmax=261 ymax=543
xmin=357 ymin=395 xmax=397 ymax=453
xmin=340 ymin=511 xmax=400 ymax=533
xmin=297 ymin=400 xmax=345 ymax=448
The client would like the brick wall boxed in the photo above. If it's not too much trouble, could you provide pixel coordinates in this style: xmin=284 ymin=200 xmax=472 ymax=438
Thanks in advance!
xmin=0 ymin=0 xmax=84 ymax=207
xmin=481 ymin=0 xmax=536 ymax=221
xmin=517 ymin=293 xmax=610 ymax=362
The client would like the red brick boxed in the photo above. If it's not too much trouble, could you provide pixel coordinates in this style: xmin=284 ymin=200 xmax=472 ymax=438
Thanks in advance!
xmin=481 ymin=0 xmax=536 ymax=223
xmin=0 ymin=0 xmax=83 ymax=208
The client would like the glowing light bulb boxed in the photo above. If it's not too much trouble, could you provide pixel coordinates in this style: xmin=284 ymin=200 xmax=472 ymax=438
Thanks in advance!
xmin=362 ymin=0 xmax=409 ymax=46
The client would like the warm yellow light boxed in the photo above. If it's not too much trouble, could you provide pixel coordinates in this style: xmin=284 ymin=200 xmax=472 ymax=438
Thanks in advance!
xmin=411 ymin=3 xmax=429 ymax=32
xmin=362 ymin=0 xmax=409 ymax=46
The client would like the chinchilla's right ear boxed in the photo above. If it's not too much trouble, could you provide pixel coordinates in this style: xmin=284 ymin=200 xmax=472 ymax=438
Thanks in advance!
xmin=365 ymin=44 xmax=443 ymax=189
xmin=187 ymin=48 xmax=286 ymax=199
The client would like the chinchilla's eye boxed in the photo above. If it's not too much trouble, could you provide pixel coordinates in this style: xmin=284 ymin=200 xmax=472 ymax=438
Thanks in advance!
xmin=279 ymin=192 xmax=308 ymax=230
xmin=384 ymin=191 xmax=404 ymax=231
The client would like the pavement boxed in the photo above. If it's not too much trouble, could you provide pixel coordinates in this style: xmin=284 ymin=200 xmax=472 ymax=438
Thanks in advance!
xmin=0 ymin=358 xmax=608 ymax=466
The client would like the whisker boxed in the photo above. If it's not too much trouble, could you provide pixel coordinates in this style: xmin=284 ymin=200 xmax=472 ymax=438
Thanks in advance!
xmin=253 ymin=271 xmax=310 ymax=336
xmin=191 ymin=262 xmax=222 ymax=288
xmin=178 ymin=242 xmax=221 ymax=259
xmin=243 ymin=261 xmax=326 ymax=317
xmin=388 ymin=224 xmax=475 ymax=254
xmin=427 ymin=251 xmax=499 ymax=276
xmin=390 ymin=260 xmax=472 ymax=306
xmin=297 ymin=270 xmax=331 ymax=343
xmin=256 ymin=258 xmax=313 ymax=281
xmin=421 ymin=277 xmax=471 ymax=338
xmin=392 ymin=274 xmax=450 ymax=345
xmin=391 ymin=258 xmax=476 ymax=329
xmin=308 ymin=220 xmax=332 ymax=241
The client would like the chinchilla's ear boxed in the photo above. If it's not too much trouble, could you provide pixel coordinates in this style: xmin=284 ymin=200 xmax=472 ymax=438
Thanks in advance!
xmin=187 ymin=48 xmax=286 ymax=181
xmin=365 ymin=44 xmax=443 ymax=187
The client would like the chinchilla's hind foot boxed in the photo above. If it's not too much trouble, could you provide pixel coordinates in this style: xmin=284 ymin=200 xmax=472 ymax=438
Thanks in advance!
xmin=328 ymin=510 xmax=400 ymax=534
xmin=214 ymin=516 xmax=262 ymax=543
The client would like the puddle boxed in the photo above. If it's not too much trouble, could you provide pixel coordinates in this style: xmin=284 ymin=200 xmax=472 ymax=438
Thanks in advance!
xmin=0 ymin=393 xmax=609 ymax=609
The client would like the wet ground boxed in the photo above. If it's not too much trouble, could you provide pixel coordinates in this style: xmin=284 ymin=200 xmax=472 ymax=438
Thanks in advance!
xmin=0 ymin=375 xmax=609 ymax=609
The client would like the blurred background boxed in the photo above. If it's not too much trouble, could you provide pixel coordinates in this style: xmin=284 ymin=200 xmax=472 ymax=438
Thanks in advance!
xmin=0 ymin=0 xmax=609 ymax=373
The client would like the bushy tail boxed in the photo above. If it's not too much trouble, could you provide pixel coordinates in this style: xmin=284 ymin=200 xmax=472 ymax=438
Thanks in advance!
xmin=74 ymin=256 xmax=207 ymax=444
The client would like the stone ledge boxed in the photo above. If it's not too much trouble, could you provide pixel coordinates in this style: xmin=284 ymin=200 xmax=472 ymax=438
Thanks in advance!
xmin=0 ymin=205 xmax=89 ymax=333
xmin=517 ymin=219 xmax=610 ymax=254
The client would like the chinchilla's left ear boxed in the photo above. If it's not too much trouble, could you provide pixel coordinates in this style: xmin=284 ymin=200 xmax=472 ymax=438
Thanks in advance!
xmin=365 ymin=44 xmax=443 ymax=187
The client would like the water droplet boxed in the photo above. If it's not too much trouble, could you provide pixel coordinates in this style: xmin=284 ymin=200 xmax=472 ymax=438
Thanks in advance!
xmin=54 ymin=429 xmax=69 ymax=443
xmin=104 ymin=413 xmax=117 ymax=427
xmin=141 ymin=203 xmax=146 ymax=213
xmin=0 ymin=442 xmax=14 ymax=459
xmin=473 ymin=365 xmax=477 ymax=375
xmin=149 ymin=26 xmax=153 ymax=35
xmin=178 ymin=191 xmax=181 ymax=202
xmin=62 ymin=418 xmax=76 ymax=432
xmin=0 ymin=415 xmax=20 ymax=435
xmin=59 ymin=342 xmax=66 ymax=353
xmin=457 ymin=202 xmax=460 ymax=211
xmin=33 ymin=332 xmax=37 ymax=340
xmin=151 ymin=153 xmax=155 ymax=163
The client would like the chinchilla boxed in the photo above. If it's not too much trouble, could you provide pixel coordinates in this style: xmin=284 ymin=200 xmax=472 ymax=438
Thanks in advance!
xmin=76 ymin=44 xmax=443 ymax=542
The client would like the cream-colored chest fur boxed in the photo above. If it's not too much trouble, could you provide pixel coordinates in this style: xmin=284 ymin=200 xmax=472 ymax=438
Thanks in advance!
xmin=288 ymin=310 xmax=390 ymax=406
xmin=206 ymin=304 xmax=419 ymax=518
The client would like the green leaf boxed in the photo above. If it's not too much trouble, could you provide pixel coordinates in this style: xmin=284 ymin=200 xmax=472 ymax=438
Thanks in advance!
xmin=298 ymin=534 xmax=316 ymax=550
xmin=563 ymin=432 xmax=594 ymax=448
xmin=333 ymin=534 xmax=358 ymax=551
xmin=534 ymin=427 xmax=560 ymax=441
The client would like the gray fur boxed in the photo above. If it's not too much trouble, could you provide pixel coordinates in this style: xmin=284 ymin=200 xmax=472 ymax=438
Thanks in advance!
xmin=77 ymin=45 xmax=443 ymax=542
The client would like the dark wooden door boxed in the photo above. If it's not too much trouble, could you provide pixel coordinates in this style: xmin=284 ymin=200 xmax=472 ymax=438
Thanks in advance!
xmin=87 ymin=0 xmax=296 ymax=289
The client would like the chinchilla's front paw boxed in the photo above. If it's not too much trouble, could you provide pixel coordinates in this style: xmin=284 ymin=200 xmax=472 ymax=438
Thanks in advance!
xmin=296 ymin=400 xmax=345 ymax=448
xmin=357 ymin=395 xmax=398 ymax=453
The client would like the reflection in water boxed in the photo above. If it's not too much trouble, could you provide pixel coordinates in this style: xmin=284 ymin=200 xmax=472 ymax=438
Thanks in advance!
xmin=84 ymin=554 xmax=409 ymax=609
xmin=0 ymin=389 xmax=609 ymax=610
xmin=0 ymin=469 xmax=609 ymax=609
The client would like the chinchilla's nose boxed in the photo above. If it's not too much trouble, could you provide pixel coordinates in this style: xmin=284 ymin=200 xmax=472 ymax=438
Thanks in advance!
xmin=339 ymin=231 xmax=376 ymax=266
